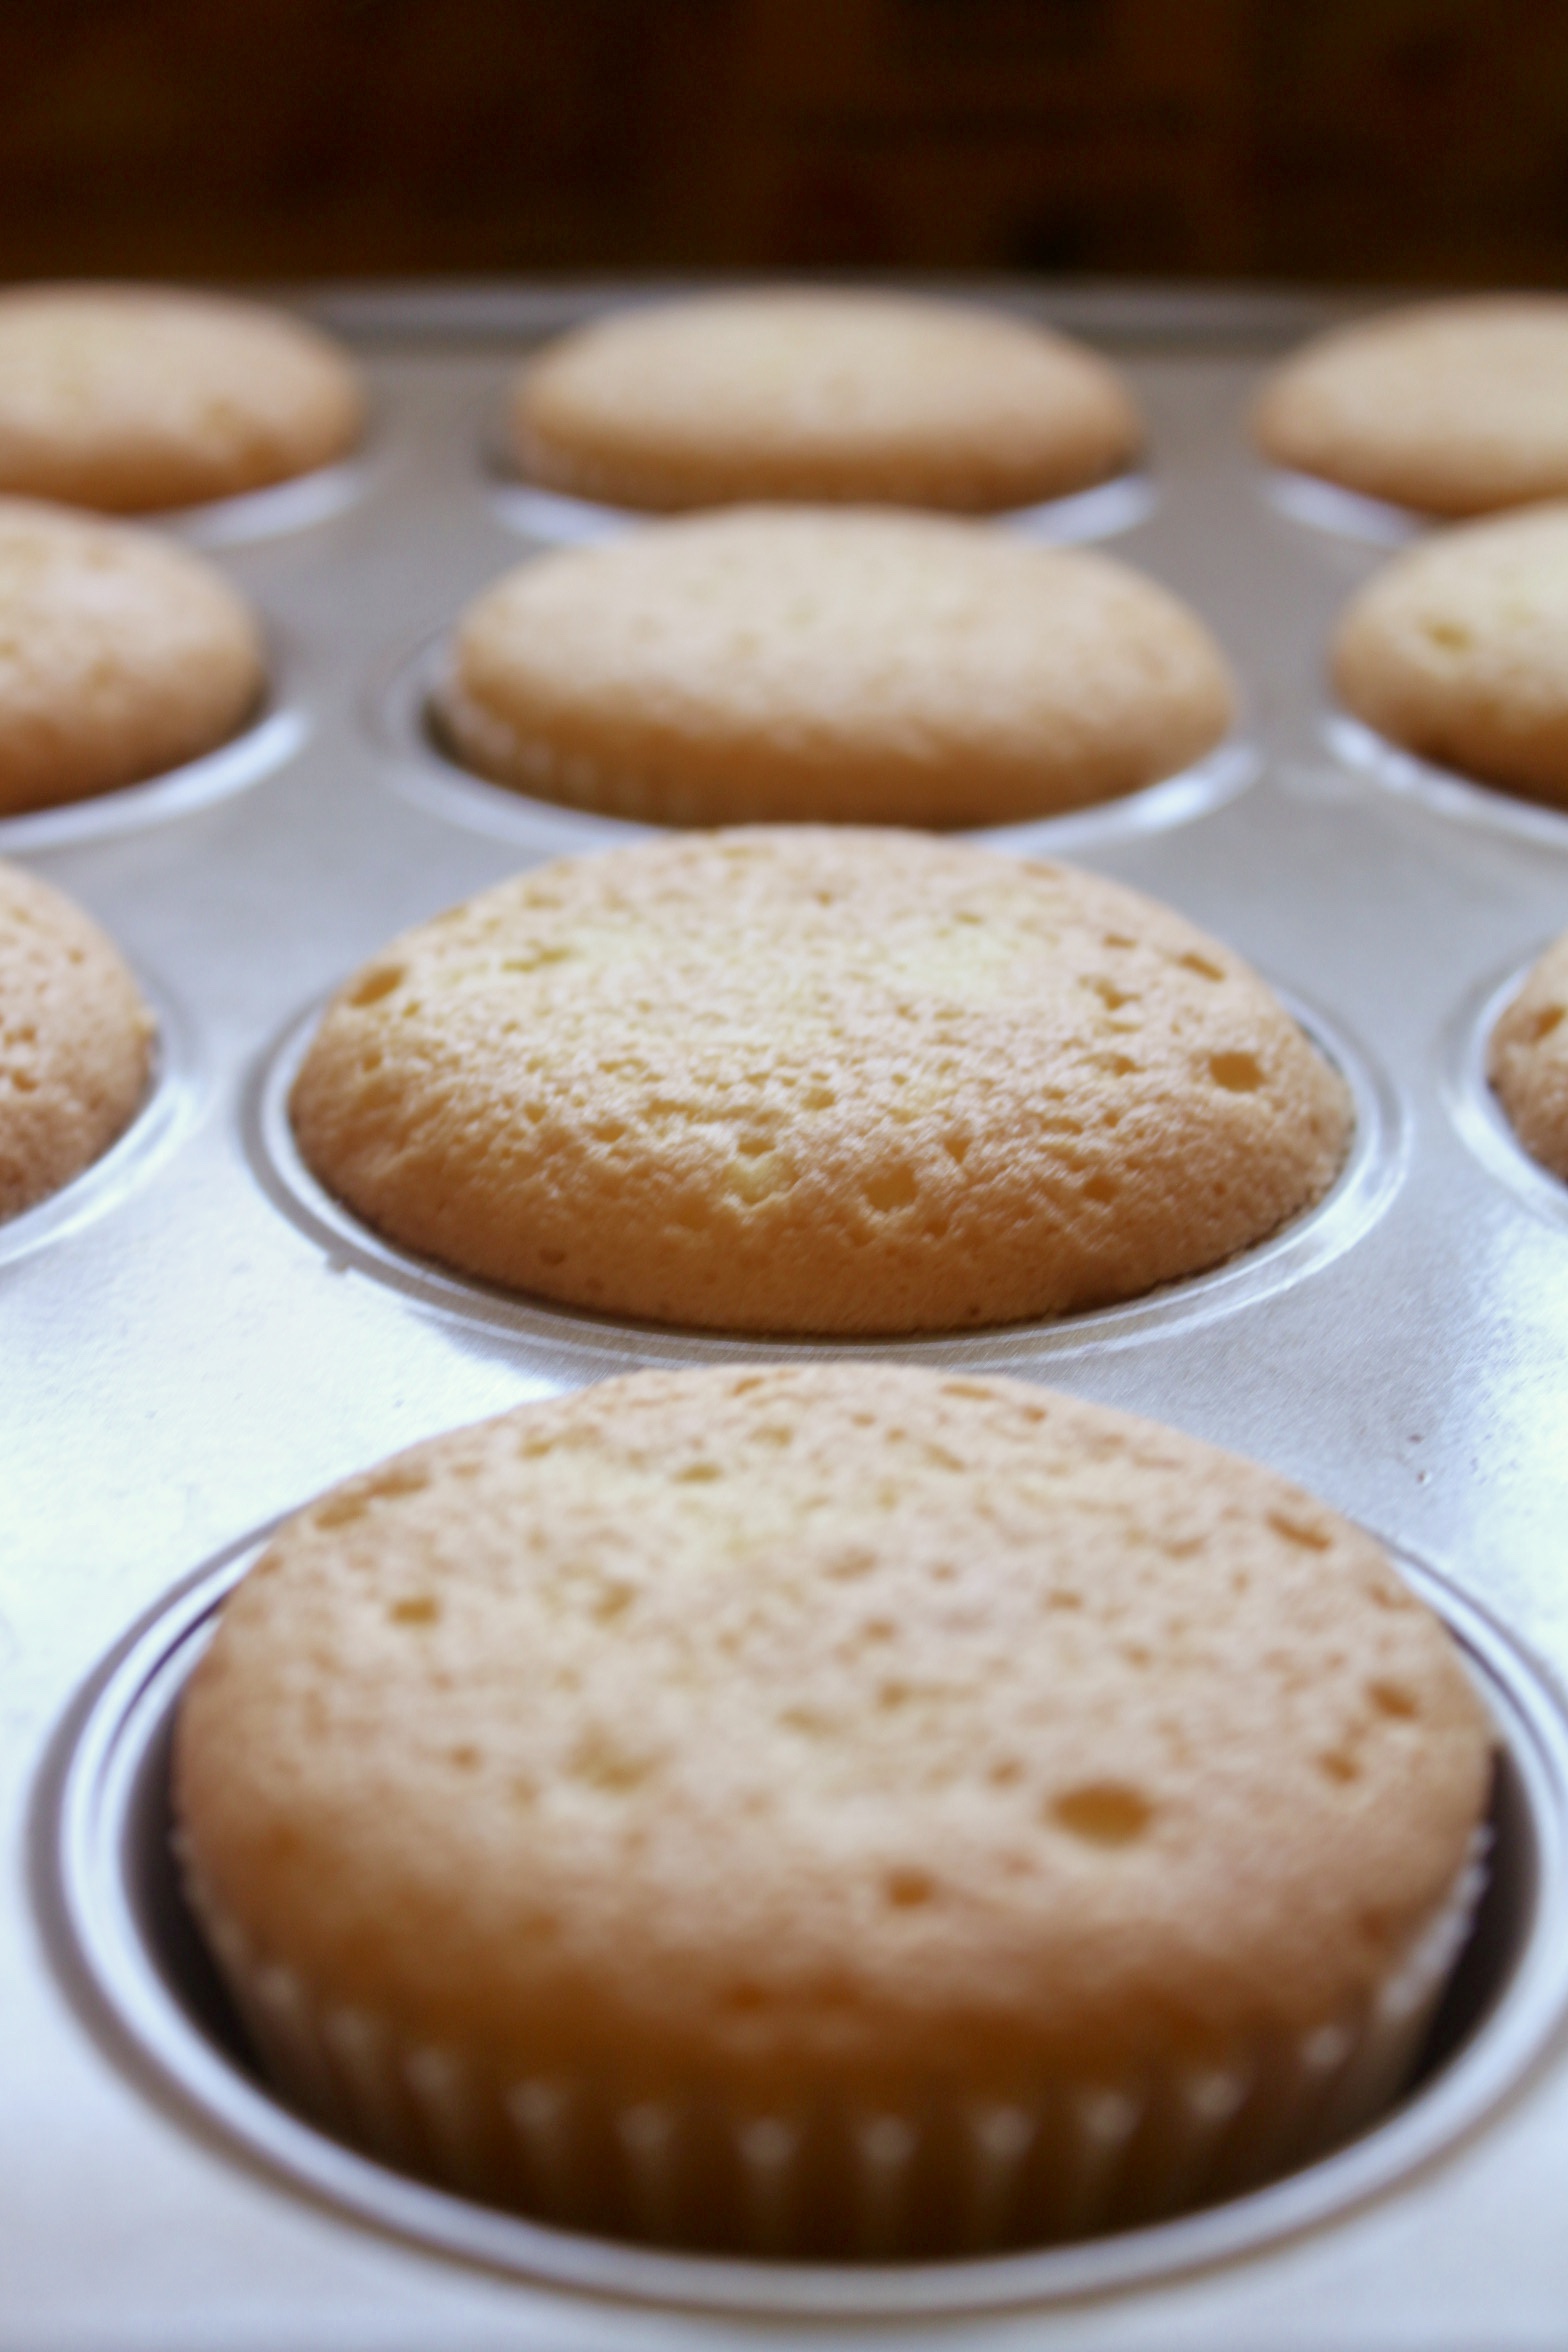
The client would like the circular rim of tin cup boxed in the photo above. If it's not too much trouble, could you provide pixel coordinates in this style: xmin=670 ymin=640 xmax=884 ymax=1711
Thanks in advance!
xmin=486 ymin=462 xmax=1159 ymax=552
xmin=0 ymin=680 xmax=309 ymax=857
xmin=1260 ymin=467 xmax=1428 ymax=549
xmin=41 ymin=1539 xmax=1568 ymax=2318
xmin=148 ymin=439 xmax=381 ymax=550
xmin=1324 ymin=714 xmax=1568 ymax=854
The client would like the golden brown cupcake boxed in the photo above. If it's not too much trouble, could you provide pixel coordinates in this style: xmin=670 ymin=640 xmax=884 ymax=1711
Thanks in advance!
xmin=176 ymin=1366 xmax=1493 ymax=2257
xmin=0 ymin=283 xmax=364 ymax=513
xmin=1254 ymin=297 xmax=1568 ymax=519
xmin=290 ymin=829 xmax=1351 ymax=1334
xmin=437 ymin=508 xmax=1234 ymax=828
xmin=511 ymin=289 xmax=1143 ymax=514
xmin=0 ymin=858 xmax=154 ymax=1219
xmin=1333 ymin=502 xmax=1568 ymax=807
xmin=1489 ymin=933 xmax=1568 ymax=1178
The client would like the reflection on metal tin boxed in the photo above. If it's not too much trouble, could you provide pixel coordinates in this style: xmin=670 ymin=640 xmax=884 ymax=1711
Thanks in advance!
xmin=1325 ymin=714 xmax=1568 ymax=849
xmin=1263 ymin=468 xmax=1428 ymax=549
xmin=245 ymin=984 xmax=1403 ymax=1372
xmin=370 ymin=631 xmax=1257 ymax=857
xmin=489 ymin=471 xmax=1158 ymax=550
xmin=0 ymin=974 xmax=201 ymax=1271
xmin=45 ymin=1538 xmax=1568 ymax=2318
xmin=1443 ymin=959 xmax=1568 ymax=1236
xmin=152 ymin=451 xmax=379 ymax=550
xmin=0 ymin=704 xmax=309 ymax=856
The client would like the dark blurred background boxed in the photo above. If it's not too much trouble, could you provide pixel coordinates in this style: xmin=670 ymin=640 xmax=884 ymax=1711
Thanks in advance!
xmin=3 ymin=0 xmax=1567 ymax=288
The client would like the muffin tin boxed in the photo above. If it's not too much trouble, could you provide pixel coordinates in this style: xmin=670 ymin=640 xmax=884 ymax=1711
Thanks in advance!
xmin=8 ymin=281 xmax=1568 ymax=2349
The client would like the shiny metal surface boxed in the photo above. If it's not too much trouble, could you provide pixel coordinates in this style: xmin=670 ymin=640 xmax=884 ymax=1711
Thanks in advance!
xmin=7 ymin=284 xmax=1568 ymax=2350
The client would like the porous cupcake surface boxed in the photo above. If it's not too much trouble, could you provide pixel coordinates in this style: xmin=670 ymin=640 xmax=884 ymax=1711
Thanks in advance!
xmin=0 ymin=858 xmax=153 ymax=1218
xmin=510 ymin=289 xmax=1143 ymax=513
xmin=1490 ymin=933 xmax=1568 ymax=1178
xmin=0 ymin=497 xmax=265 ymax=816
xmin=438 ymin=508 xmax=1234 ymax=828
xmin=1333 ymin=502 xmax=1568 ymax=805
xmin=0 ymin=284 xmax=364 ymax=513
xmin=1254 ymin=297 xmax=1568 ymax=518
xmin=289 ymin=829 xmax=1351 ymax=1334
xmin=176 ymin=1366 xmax=1492 ymax=2103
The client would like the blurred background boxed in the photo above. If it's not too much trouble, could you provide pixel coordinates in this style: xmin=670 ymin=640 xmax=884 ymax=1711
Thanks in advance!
xmin=3 ymin=0 xmax=1567 ymax=289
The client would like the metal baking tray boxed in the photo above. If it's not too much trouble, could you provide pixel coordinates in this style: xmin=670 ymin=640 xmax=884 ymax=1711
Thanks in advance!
xmin=8 ymin=281 xmax=1568 ymax=2352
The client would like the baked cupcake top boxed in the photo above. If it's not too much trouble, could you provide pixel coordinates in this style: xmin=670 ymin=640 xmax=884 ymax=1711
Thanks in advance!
xmin=509 ymin=289 xmax=1143 ymax=514
xmin=290 ymin=829 xmax=1351 ymax=1334
xmin=1332 ymin=501 xmax=1568 ymax=805
xmin=1253 ymin=297 xmax=1568 ymax=519
xmin=176 ymin=1366 xmax=1492 ymax=2104
xmin=437 ymin=508 xmax=1235 ymax=828
xmin=1489 ymin=933 xmax=1568 ymax=1180
xmin=0 ymin=497 xmax=264 ymax=818
xmin=0 ymin=284 xmax=364 ymax=513
xmin=0 ymin=858 xmax=154 ymax=1219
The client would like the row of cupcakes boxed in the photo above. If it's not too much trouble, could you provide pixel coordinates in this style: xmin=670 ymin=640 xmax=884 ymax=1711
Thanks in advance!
xmin=12 ymin=278 xmax=1568 ymax=524
xmin=13 ymin=464 xmax=1568 ymax=828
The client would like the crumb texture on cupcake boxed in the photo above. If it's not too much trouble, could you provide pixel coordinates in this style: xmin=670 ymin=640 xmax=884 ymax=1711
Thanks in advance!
xmin=0 ymin=284 xmax=364 ymax=513
xmin=291 ymin=829 xmax=1350 ymax=1333
xmin=0 ymin=858 xmax=153 ymax=1219
xmin=0 ymin=496 xmax=264 ymax=816
xmin=1489 ymin=933 xmax=1568 ymax=1179
xmin=510 ymin=289 xmax=1143 ymax=513
xmin=1254 ymin=297 xmax=1568 ymax=518
xmin=175 ymin=1367 xmax=1493 ymax=2251
xmin=1333 ymin=502 xmax=1568 ymax=805
xmin=438 ymin=508 xmax=1234 ymax=827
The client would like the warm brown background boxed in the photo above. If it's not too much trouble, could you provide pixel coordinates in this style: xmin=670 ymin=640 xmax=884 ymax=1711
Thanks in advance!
xmin=2 ymin=0 xmax=1566 ymax=287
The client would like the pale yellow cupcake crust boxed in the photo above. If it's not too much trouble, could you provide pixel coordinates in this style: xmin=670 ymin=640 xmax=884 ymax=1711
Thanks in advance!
xmin=0 ymin=496 xmax=265 ymax=817
xmin=175 ymin=1367 xmax=1492 ymax=2186
xmin=437 ymin=508 xmax=1235 ymax=828
xmin=1333 ymin=502 xmax=1568 ymax=806
xmin=510 ymin=290 xmax=1143 ymax=514
xmin=1254 ymin=297 xmax=1568 ymax=519
xmin=0 ymin=284 xmax=365 ymax=514
xmin=0 ymin=858 xmax=154 ymax=1220
xmin=1489 ymin=933 xmax=1568 ymax=1180
xmin=290 ymin=829 xmax=1352 ymax=1334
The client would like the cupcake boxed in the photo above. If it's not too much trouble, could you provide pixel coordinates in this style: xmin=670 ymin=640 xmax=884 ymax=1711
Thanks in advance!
xmin=0 ymin=283 xmax=364 ymax=514
xmin=509 ymin=289 xmax=1143 ymax=515
xmin=436 ymin=507 xmax=1234 ymax=828
xmin=1253 ymin=296 xmax=1568 ymax=520
xmin=0 ymin=859 xmax=154 ymax=1219
xmin=1489 ymin=933 xmax=1568 ymax=1178
xmin=288 ymin=828 xmax=1350 ymax=1335
xmin=1332 ymin=502 xmax=1568 ymax=808
xmin=0 ymin=496 xmax=264 ymax=817
xmin=174 ymin=1366 xmax=1494 ymax=2258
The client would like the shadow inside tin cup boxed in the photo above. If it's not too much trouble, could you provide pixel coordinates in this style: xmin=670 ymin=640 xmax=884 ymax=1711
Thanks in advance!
xmin=367 ymin=631 xmax=1259 ymax=861
xmin=41 ymin=1538 xmax=1568 ymax=2316
xmin=242 ymin=983 xmax=1403 ymax=1376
